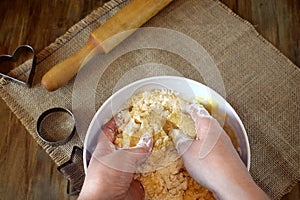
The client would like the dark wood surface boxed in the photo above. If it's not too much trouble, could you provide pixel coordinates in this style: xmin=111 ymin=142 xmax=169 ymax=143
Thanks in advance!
xmin=0 ymin=0 xmax=299 ymax=199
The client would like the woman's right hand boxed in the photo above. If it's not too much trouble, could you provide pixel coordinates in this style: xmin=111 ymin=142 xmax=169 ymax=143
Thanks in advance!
xmin=172 ymin=103 xmax=270 ymax=200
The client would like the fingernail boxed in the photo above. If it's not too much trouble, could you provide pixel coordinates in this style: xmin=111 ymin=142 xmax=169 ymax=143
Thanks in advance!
xmin=171 ymin=129 xmax=192 ymax=142
xmin=171 ymin=129 xmax=193 ymax=155
xmin=139 ymin=181 xmax=145 ymax=192
xmin=136 ymin=133 xmax=152 ymax=149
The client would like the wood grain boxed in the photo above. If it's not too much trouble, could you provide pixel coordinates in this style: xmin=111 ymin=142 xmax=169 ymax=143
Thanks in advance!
xmin=220 ymin=0 xmax=300 ymax=67
xmin=0 ymin=0 xmax=299 ymax=199
xmin=0 ymin=0 xmax=106 ymax=54
xmin=0 ymin=0 xmax=108 ymax=199
xmin=0 ymin=99 xmax=75 ymax=199
xmin=41 ymin=0 xmax=174 ymax=91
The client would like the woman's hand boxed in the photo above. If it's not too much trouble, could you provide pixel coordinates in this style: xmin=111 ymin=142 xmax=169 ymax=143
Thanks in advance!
xmin=79 ymin=118 xmax=152 ymax=200
xmin=172 ymin=103 xmax=270 ymax=200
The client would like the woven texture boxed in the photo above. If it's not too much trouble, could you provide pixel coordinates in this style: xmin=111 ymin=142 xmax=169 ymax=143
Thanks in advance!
xmin=0 ymin=0 xmax=299 ymax=199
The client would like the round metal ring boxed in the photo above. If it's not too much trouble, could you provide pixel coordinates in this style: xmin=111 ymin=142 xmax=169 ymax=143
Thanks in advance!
xmin=36 ymin=107 xmax=76 ymax=146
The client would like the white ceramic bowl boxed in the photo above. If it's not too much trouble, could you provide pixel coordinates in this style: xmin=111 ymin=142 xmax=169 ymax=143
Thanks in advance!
xmin=83 ymin=76 xmax=250 ymax=172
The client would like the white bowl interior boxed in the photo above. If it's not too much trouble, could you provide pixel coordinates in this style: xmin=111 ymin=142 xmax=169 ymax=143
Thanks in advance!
xmin=83 ymin=76 xmax=250 ymax=172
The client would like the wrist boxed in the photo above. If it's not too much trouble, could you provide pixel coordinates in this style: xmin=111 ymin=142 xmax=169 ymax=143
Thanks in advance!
xmin=78 ymin=161 xmax=111 ymax=200
xmin=212 ymin=177 xmax=269 ymax=200
xmin=79 ymin=180 xmax=108 ymax=200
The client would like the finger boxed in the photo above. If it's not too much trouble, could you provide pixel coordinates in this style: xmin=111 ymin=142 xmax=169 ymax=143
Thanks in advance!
xmin=93 ymin=134 xmax=116 ymax=158
xmin=96 ymin=134 xmax=153 ymax=173
xmin=171 ymin=129 xmax=194 ymax=156
xmin=93 ymin=117 xmax=119 ymax=158
xmin=122 ymin=134 xmax=153 ymax=167
xmin=135 ymin=133 xmax=153 ymax=150
xmin=171 ymin=118 xmax=224 ymax=160
xmin=194 ymin=117 xmax=223 ymax=159
xmin=183 ymin=103 xmax=211 ymax=123
xmin=99 ymin=117 xmax=118 ymax=143
xmin=125 ymin=180 xmax=145 ymax=200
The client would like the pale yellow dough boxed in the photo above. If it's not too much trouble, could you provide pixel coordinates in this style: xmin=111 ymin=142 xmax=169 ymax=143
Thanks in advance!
xmin=114 ymin=89 xmax=215 ymax=200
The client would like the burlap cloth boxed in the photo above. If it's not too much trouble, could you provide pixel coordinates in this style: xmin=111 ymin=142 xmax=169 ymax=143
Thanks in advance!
xmin=0 ymin=0 xmax=299 ymax=199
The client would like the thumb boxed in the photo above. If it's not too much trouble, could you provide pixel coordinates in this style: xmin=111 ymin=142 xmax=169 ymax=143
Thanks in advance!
xmin=98 ymin=134 xmax=153 ymax=173
xmin=194 ymin=117 xmax=223 ymax=159
xmin=171 ymin=129 xmax=194 ymax=156
xmin=127 ymin=133 xmax=153 ymax=165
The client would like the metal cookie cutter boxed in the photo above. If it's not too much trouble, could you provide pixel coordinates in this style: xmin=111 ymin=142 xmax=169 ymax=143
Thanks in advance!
xmin=36 ymin=107 xmax=76 ymax=146
xmin=0 ymin=45 xmax=36 ymax=87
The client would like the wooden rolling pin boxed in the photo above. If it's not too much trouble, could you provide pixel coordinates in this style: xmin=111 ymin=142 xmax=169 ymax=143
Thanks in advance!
xmin=41 ymin=0 xmax=173 ymax=91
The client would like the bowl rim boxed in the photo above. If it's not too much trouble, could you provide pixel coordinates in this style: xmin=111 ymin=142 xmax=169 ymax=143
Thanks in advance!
xmin=83 ymin=75 xmax=251 ymax=173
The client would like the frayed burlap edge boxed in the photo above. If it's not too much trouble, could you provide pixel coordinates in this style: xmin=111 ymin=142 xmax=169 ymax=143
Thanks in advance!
xmin=0 ymin=0 xmax=298 ymax=199
xmin=0 ymin=0 xmax=128 ymax=84
xmin=37 ymin=0 xmax=129 ymax=64
xmin=1 ymin=0 xmax=298 ymax=85
xmin=0 ymin=0 xmax=130 ymax=161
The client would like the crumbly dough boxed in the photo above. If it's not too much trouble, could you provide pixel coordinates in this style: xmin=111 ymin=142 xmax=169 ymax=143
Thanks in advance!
xmin=114 ymin=89 xmax=215 ymax=200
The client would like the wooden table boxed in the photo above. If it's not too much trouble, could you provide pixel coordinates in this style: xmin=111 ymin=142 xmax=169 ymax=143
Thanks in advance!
xmin=0 ymin=0 xmax=299 ymax=199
